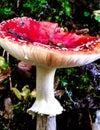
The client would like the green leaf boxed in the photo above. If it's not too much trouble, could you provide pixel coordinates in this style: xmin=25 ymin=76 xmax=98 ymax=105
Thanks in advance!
xmin=21 ymin=85 xmax=30 ymax=100
xmin=11 ymin=87 xmax=22 ymax=100
xmin=0 ymin=56 xmax=9 ymax=69
xmin=94 ymin=15 xmax=100 ymax=22
xmin=81 ymin=75 xmax=89 ymax=83
xmin=84 ymin=11 xmax=90 ymax=17
xmin=4 ymin=8 xmax=13 ymax=15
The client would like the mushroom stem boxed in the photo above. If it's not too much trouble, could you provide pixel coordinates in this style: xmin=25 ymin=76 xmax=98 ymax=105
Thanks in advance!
xmin=36 ymin=115 xmax=56 ymax=130
xmin=27 ymin=66 xmax=63 ymax=116
xmin=36 ymin=66 xmax=56 ymax=101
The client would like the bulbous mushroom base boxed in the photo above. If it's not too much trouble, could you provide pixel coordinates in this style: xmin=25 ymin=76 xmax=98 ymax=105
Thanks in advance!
xmin=27 ymin=98 xmax=63 ymax=116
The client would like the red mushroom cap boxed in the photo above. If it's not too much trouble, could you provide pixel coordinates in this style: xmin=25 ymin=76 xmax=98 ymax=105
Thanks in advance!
xmin=0 ymin=17 xmax=100 ymax=68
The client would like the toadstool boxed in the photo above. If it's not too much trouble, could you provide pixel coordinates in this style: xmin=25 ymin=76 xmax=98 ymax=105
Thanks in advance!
xmin=0 ymin=17 xmax=100 ymax=129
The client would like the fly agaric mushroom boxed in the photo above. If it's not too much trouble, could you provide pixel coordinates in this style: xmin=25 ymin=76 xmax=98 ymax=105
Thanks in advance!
xmin=0 ymin=17 xmax=100 ymax=117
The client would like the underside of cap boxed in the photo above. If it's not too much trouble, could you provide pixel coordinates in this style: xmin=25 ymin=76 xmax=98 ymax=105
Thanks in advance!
xmin=0 ymin=37 xmax=100 ymax=68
